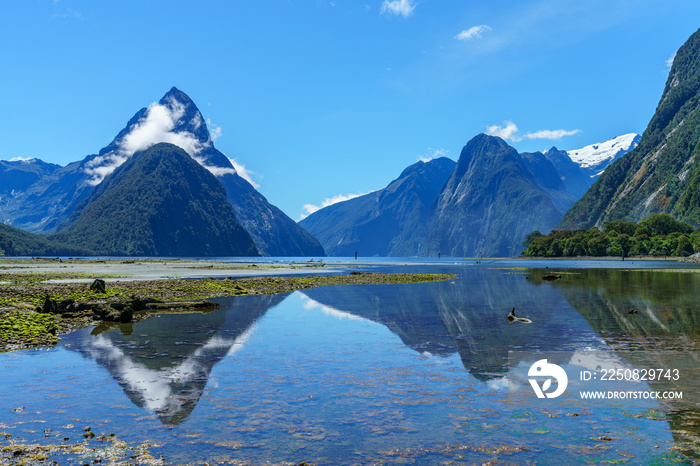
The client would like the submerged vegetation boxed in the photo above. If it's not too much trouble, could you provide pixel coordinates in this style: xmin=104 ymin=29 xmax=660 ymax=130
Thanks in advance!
xmin=522 ymin=214 xmax=699 ymax=258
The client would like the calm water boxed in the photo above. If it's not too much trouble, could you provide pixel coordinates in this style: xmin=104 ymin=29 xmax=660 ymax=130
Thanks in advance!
xmin=1 ymin=261 xmax=699 ymax=464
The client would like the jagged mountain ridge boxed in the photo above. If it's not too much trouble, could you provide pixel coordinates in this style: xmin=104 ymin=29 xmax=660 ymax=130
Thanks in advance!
xmin=560 ymin=28 xmax=700 ymax=229
xmin=0 ymin=158 xmax=61 ymax=199
xmin=427 ymin=134 xmax=565 ymax=257
xmin=543 ymin=147 xmax=594 ymax=200
xmin=300 ymin=132 xmax=635 ymax=258
xmin=299 ymin=157 xmax=456 ymax=257
xmin=541 ymin=134 xmax=640 ymax=200
xmin=70 ymin=87 xmax=324 ymax=256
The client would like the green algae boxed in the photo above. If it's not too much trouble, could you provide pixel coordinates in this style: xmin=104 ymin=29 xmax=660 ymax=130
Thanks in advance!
xmin=0 ymin=310 xmax=60 ymax=350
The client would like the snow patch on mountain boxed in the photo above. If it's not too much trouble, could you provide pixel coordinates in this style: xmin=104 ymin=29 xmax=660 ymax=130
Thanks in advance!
xmin=567 ymin=133 xmax=640 ymax=170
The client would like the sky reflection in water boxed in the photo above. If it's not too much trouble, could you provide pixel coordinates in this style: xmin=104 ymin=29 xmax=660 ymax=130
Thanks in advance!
xmin=0 ymin=262 xmax=698 ymax=464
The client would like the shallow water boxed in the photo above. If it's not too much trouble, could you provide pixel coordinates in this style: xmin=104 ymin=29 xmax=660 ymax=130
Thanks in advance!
xmin=1 ymin=262 xmax=699 ymax=464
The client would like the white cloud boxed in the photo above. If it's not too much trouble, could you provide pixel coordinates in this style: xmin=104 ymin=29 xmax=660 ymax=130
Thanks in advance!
xmin=380 ymin=0 xmax=415 ymax=18
xmin=83 ymin=153 xmax=130 ymax=186
xmin=486 ymin=121 xmax=520 ymax=141
xmin=299 ymin=191 xmax=370 ymax=220
xmin=666 ymin=50 xmax=677 ymax=69
xmin=189 ymin=154 xmax=236 ymax=178
xmin=8 ymin=156 xmax=35 ymax=163
xmin=229 ymin=158 xmax=260 ymax=189
xmin=206 ymin=118 xmax=222 ymax=141
xmin=486 ymin=121 xmax=580 ymax=142
xmin=83 ymin=96 xmax=213 ymax=186
xmin=118 ymin=97 xmax=209 ymax=157
xmin=455 ymin=25 xmax=492 ymax=41
xmin=81 ymin=95 xmax=266 ymax=191
xmin=53 ymin=8 xmax=85 ymax=20
xmin=418 ymin=148 xmax=449 ymax=162
xmin=522 ymin=128 xmax=581 ymax=140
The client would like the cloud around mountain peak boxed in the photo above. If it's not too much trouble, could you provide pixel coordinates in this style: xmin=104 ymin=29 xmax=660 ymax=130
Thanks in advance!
xmin=83 ymin=94 xmax=214 ymax=186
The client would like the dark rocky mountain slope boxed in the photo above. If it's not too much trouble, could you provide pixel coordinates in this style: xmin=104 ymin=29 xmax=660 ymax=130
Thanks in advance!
xmin=427 ymin=134 xmax=564 ymax=257
xmin=56 ymin=143 xmax=259 ymax=257
xmin=299 ymin=157 xmax=456 ymax=256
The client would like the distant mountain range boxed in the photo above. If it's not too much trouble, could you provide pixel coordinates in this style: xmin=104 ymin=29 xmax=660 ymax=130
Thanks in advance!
xmin=302 ymin=132 xmax=637 ymax=257
xmin=0 ymin=88 xmax=324 ymax=257
xmin=560 ymin=27 xmax=700 ymax=230
xmin=299 ymin=157 xmax=456 ymax=256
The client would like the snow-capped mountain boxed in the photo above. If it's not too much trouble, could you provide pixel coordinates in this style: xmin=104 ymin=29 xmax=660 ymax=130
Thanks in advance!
xmin=567 ymin=133 xmax=641 ymax=176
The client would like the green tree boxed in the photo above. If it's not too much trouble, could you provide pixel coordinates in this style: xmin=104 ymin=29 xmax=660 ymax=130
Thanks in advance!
xmin=674 ymin=235 xmax=694 ymax=256
xmin=522 ymin=230 xmax=543 ymax=248
xmin=617 ymin=234 xmax=633 ymax=259
xmin=587 ymin=236 xmax=608 ymax=256
xmin=603 ymin=220 xmax=637 ymax=236
xmin=546 ymin=238 xmax=565 ymax=257
xmin=521 ymin=215 xmax=697 ymax=258
xmin=606 ymin=243 xmax=623 ymax=257
xmin=638 ymin=214 xmax=693 ymax=236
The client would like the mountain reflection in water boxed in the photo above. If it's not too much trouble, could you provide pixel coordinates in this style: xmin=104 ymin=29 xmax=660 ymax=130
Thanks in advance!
xmin=52 ymin=264 xmax=699 ymax=460
xmin=548 ymin=268 xmax=700 ymax=454
xmin=63 ymin=293 xmax=286 ymax=426
xmin=302 ymin=267 xmax=606 ymax=380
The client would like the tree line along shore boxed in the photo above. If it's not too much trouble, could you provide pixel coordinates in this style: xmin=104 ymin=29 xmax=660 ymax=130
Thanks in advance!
xmin=522 ymin=214 xmax=700 ymax=259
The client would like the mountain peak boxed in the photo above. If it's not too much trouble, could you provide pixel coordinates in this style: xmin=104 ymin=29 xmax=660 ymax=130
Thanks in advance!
xmin=397 ymin=156 xmax=455 ymax=181
xmin=83 ymin=88 xmax=221 ymax=186
xmin=299 ymin=156 xmax=455 ymax=257
xmin=453 ymin=133 xmax=518 ymax=179
xmin=472 ymin=133 xmax=510 ymax=148
xmin=164 ymin=86 xmax=184 ymax=97
xmin=428 ymin=135 xmax=563 ymax=257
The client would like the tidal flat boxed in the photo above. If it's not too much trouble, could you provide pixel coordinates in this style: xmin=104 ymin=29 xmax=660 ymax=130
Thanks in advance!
xmin=0 ymin=258 xmax=454 ymax=352
xmin=0 ymin=258 xmax=699 ymax=464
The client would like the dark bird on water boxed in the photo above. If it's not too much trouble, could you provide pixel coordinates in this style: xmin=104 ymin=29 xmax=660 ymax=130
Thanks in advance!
xmin=508 ymin=307 xmax=532 ymax=324
xmin=628 ymin=309 xmax=638 ymax=315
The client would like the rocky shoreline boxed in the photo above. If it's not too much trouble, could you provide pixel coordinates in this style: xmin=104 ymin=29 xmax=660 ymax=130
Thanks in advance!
xmin=0 ymin=261 xmax=454 ymax=352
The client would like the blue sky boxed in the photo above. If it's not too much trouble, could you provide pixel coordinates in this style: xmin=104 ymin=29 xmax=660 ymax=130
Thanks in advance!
xmin=1 ymin=0 xmax=699 ymax=220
